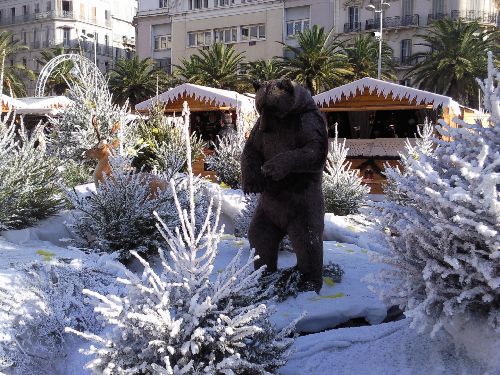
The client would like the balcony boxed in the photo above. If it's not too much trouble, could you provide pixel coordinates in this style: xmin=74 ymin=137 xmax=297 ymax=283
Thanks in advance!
xmin=365 ymin=14 xmax=419 ymax=30
xmin=451 ymin=10 xmax=497 ymax=24
xmin=391 ymin=55 xmax=425 ymax=68
xmin=344 ymin=22 xmax=362 ymax=33
xmin=0 ymin=10 xmax=74 ymax=26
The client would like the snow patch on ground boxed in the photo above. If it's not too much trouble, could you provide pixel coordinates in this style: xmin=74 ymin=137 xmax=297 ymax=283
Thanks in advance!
xmin=280 ymin=319 xmax=490 ymax=375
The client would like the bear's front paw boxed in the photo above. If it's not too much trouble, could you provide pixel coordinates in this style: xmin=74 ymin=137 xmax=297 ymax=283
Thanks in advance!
xmin=262 ymin=157 xmax=289 ymax=181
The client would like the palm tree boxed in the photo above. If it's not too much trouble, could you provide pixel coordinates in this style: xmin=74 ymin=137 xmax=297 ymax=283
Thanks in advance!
xmin=244 ymin=58 xmax=285 ymax=83
xmin=36 ymin=46 xmax=76 ymax=95
xmin=405 ymin=18 xmax=499 ymax=107
xmin=0 ymin=30 xmax=35 ymax=97
xmin=281 ymin=25 xmax=352 ymax=95
xmin=108 ymin=56 xmax=172 ymax=108
xmin=174 ymin=43 xmax=245 ymax=90
xmin=345 ymin=34 xmax=396 ymax=81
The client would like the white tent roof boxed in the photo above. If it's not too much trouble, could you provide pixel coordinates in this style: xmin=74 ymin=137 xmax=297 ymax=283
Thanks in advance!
xmin=1 ymin=94 xmax=24 ymax=110
xmin=313 ymin=77 xmax=461 ymax=115
xmin=15 ymin=96 xmax=73 ymax=115
xmin=135 ymin=83 xmax=255 ymax=112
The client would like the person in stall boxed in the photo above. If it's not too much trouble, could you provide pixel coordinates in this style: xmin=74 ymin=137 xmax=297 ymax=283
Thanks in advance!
xmin=217 ymin=111 xmax=236 ymax=140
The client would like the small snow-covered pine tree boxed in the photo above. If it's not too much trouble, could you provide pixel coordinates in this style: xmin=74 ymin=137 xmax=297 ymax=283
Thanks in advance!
xmin=67 ymin=156 xmax=210 ymax=260
xmin=0 ymin=112 xmax=63 ymax=230
xmin=323 ymin=125 xmax=369 ymax=215
xmin=383 ymin=119 xmax=434 ymax=204
xmin=67 ymin=102 xmax=296 ymax=374
xmin=370 ymin=52 xmax=499 ymax=338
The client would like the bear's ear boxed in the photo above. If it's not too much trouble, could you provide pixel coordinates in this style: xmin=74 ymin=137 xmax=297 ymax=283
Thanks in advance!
xmin=252 ymin=81 xmax=263 ymax=92
xmin=279 ymin=78 xmax=294 ymax=94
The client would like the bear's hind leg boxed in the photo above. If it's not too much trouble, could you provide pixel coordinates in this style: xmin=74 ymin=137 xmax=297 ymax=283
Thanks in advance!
xmin=288 ymin=221 xmax=324 ymax=293
xmin=248 ymin=208 xmax=285 ymax=273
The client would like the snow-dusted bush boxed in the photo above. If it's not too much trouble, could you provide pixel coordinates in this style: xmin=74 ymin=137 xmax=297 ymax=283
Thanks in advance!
xmin=68 ymin=156 xmax=210 ymax=260
xmin=0 ymin=115 xmax=63 ymax=230
xmin=0 ymin=253 xmax=119 ymax=375
xmin=323 ymin=125 xmax=369 ymax=215
xmin=68 ymin=102 xmax=296 ymax=374
xmin=383 ymin=119 xmax=434 ymax=204
xmin=206 ymin=129 xmax=245 ymax=189
xmin=133 ymin=102 xmax=203 ymax=179
xmin=370 ymin=53 xmax=500 ymax=341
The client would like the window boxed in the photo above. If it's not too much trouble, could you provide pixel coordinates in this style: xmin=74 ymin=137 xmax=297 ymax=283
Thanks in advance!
xmin=214 ymin=0 xmax=234 ymax=7
xmin=286 ymin=19 xmax=309 ymax=37
xmin=46 ymin=1 xmax=51 ymax=12
xmin=91 ymin=6 xmax=96 ymax=22
xmin=22 ymin=58 xmax=27 ymax=67
xmin=22 ymin=5 xmax=28 ymax=15
xmin=35 ymin=3 xmax=40 ymax=13
xmin=188 ymin=0 xmax=208 ymax=10
xmin=401 ymin=39 xmax=412 ymax=64
xmin=187 ymin=30 xmax=211 ymax=46
xmin=214 ymin=27 xmax=237 ymax=44
xmin=241 ymin=24 xmax=266 ymax=41
xmin=402 ymin=0 xmax=413 ymax=17
xmin=432 ymin=0 xmax=444 ymax=14
xmin=159 ymin=0 xmax=169 ymax=8
xmin=63 ymin=28 xmax=70 ymax=46
xmin=154 ymin=35 xmax=172 ymax=50
xmin=348 ymin=6 xmax=359 ymax=26
xmin=105 ymin=10 xmax=110 ymax=20
xmin=62 ymin=1 xmax=71 ymax=12
xmin=11 ymin=8 xmax=15 ymax=21
xmin=104 ymin=34 xmax=109 ymax=53
xmin=156 ymin=58 xmax=171 ymax=73
xmin=80 ymin=4 xmax=85 ymax=19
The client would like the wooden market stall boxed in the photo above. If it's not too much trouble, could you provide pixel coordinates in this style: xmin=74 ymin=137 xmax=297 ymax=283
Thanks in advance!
xmin=313 ymin=77 xmax=462 ymax=193
xmin=1 ymin=94 xmax=24 ymax=113
xmin=135 ymin=83 xmax=256 ymax=178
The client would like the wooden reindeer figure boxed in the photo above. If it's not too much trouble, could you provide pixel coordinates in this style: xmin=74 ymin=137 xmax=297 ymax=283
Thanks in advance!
xmin=83 ymin=116 xmax=168 ymax=197
xmin=82 ymin=116 xmax=118 ymax=186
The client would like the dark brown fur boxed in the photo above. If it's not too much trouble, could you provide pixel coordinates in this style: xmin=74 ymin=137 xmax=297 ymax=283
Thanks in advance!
xmin=241 ymin=79 xmax=328 ymax=292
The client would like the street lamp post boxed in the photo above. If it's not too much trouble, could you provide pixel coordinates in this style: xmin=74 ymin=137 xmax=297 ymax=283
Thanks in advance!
xmin=366 ymin=1 xmax=390 ymax=80
xmin=81 ymin=32 xmax=97 ymax=67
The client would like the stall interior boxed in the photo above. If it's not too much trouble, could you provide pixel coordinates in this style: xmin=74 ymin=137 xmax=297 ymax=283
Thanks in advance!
xmin=324 ymin=108 xmax=438 ymax=139
xmin=190 ymin=110 xmax=237 ymax=149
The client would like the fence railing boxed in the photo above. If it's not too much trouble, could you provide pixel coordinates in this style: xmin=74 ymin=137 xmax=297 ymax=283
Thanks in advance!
xmin=365 ymin=14 xmax=419 ymax=30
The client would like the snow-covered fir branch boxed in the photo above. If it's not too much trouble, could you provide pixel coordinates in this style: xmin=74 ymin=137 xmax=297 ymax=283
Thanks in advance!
xmin=67 ymin=102 xmax=296 ymax=374
xmin=0 ymin=253 xmax=120 ymax=375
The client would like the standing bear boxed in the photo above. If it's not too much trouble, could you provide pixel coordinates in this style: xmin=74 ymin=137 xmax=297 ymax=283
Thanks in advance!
xmin=241 ymin=78 xmax=328 ymax=292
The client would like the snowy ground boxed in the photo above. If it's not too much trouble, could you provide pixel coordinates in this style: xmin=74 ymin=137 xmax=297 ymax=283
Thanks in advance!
xmin=0 ymin=185 xmax=494 ymax=375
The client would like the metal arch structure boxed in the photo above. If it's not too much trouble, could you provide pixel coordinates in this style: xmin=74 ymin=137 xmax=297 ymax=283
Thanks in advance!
xmin=35 ymin=54 xmax=105 ymax=97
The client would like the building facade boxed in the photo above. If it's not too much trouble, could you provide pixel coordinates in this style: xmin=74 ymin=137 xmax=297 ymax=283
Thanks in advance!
xmin=0 ymin=0 xmax=138 ymax=95
xmin=136 ymin=0 xmax=498 ymax=81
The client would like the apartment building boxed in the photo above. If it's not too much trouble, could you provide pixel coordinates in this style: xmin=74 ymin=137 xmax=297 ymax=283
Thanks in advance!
xmin=136 ymin=0 xmax=498 ymax=81
xmin=0 ymin=0 xmax=138 ymax=95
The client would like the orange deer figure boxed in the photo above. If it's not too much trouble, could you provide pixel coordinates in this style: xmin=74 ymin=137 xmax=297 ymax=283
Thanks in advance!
xmin=83 ymin=117 xmax=167 ymax=197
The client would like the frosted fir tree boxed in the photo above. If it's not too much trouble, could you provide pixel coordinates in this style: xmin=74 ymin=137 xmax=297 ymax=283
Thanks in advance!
xmin=67 ymin=102 xmax=296 ymax=374
xmin=383 ymin=119 xmax=434 ymax=204
xmin=0 ymin=113 xmax=63 ymax=230
xmin=370 ymin=53 xmax=499 ymax=344
xmin=323 ymin=125 xmax=369 ymax=215
xmin=133 ymin=102 xmax=204 ymax=179
xmin=206 ymin=106 xmax=256 ymax=189
xmin=67 ymin=155 xmax=210 ymax=260
xmin=48 ymin=60 xmax=137 ymax=163
xmin=0 ymin=253 xmax=119 ymax=375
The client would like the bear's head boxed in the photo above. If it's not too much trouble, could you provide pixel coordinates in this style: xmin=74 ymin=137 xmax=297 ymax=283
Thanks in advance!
xmin=253 ymin=78 xmax=295 ymax=119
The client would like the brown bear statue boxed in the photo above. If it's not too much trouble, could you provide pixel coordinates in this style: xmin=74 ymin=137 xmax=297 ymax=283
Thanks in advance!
xmin=241 ymin=78 xmax=328 ymax=292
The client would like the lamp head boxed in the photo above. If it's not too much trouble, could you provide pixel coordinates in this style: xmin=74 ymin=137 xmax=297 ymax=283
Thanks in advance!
xmin=365 ymin=4 xmax=376 ymax=11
